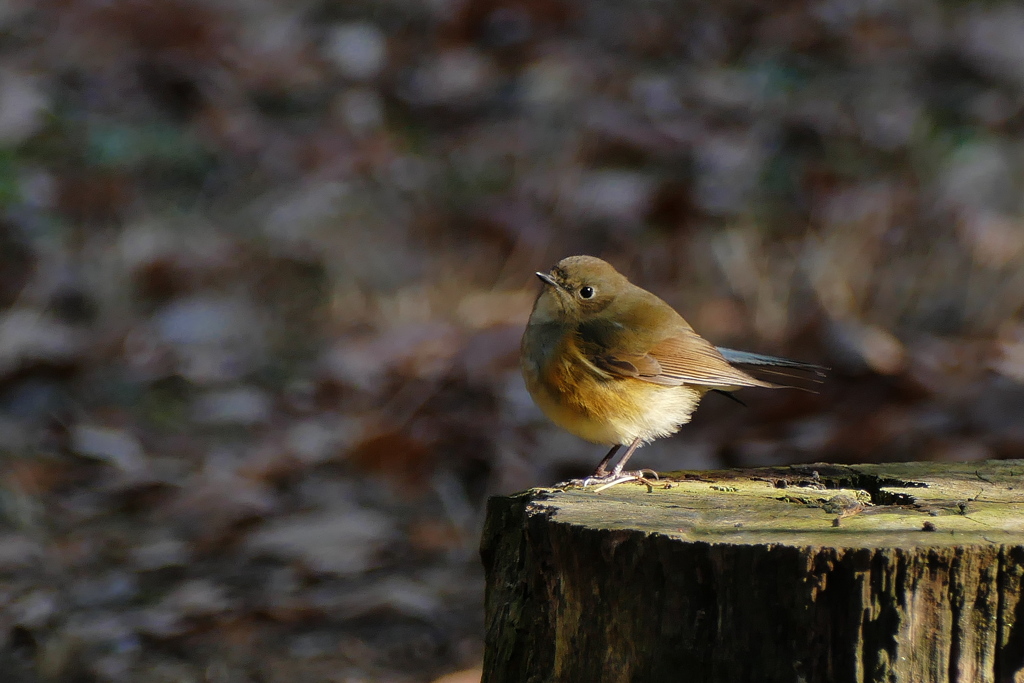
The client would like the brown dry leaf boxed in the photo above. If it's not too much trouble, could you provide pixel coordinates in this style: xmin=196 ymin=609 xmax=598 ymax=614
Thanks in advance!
xmin=284 ymin=415 xmax=359 ymax=465
xmin=0 ymin=309 xmax=87 ymax=377
xmin=119 ymin=221 xmax=241 ymax=299
xmin=0 ymin=69 xmax=48 ymax=144
xmin=70 ymin=424 xmax=147 ymax=474
xmin=161 ymin=469 xmax=277 ymax=542
xmin=407 ymin=48 xmax=497 ymax=106
xmin=136 ymin=580 xmax=237 ymax=640
xmin=191 ymin=386 xmax=273 ymax=426
xmin=584 ymin=101 xmax=692 ymax=159
xmin=323 ymin=323 xmax=462 ymax=390
xmin=829 ymin=319 xmax=906 ymax=375
xmin=347 ymin=429 xmax=436 ymax=492
xmin=992 ymin=324 xmax=1024 ymax=382
xmin=958 ymin=211 xmax=1024 ymax=269
xmin=130 ymin=537 xmax=189 ymax=571
xmin=0 ymin=533 xmax=43 ymax=571
xmin=160 ymin=579 xmax=234 ymax=617
xmin=323 ymin=22 xmax=387 ymax=80
xmin=151 ymin=295 xmax=267 ymax=384
xmin=854 ymin=324 xmax=906 ymax=375
xmin=245 ymin=507 xmax=397 ymax=575
xmin=908 ymin=337 xmax=990 ymax=395
xmin=3 ymin=457 xmax=65 ymax=496
xmin=10 ymin=589 xmax=59 ymax=628
xmin=408 ymin=518 xmax=465 ymax=554
xmin=322 ymin=576 xmax=444 ymax=620
xmin=56 ymin=171 xmax=133 ymax=224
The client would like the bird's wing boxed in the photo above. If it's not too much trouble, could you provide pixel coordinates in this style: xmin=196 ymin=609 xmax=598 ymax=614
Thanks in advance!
xmin=630 ymin=329 xmax=773 ymax=388
xmin=580 ymin=319 xmax=772 ymax=389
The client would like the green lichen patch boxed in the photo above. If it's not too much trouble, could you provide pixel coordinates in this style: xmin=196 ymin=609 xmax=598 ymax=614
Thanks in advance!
xmin=529 ymin=460 xmax=1024 ymax=548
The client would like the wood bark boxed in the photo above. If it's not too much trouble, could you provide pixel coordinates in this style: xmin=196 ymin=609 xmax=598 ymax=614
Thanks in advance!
xmin=480 ymin=460 xmax=1024 ymax=683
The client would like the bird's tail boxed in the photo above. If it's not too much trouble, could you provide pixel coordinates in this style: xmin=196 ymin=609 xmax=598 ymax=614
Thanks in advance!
xmin=716 ymin=347 xmax=827 ymax=390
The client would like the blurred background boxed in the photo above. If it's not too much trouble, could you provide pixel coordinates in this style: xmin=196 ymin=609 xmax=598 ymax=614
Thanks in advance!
xmin=1 ymin=0 xmax=1023 ymax=680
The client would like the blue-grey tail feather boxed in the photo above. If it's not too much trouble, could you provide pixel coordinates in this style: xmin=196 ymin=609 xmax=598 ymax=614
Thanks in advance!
xmin=716 ymin=348 xmax=827 ymax=376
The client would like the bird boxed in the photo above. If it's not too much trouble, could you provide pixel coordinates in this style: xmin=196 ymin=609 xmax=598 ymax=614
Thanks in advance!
xmin=520 ymin=255 xmax=825 ymax=489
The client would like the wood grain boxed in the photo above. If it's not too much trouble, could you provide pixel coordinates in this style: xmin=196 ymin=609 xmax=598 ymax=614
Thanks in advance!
xmin=481 ymin=460 xmax=1024 ymax=683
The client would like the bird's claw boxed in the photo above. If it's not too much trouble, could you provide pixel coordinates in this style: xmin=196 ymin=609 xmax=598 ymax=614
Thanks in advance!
xmin=557 ymin=469 xmax=660 ymax=492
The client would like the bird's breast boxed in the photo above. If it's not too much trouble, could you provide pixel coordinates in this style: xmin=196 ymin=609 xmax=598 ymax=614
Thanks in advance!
xmin=521 ymin=327 xmax=704 ymax=445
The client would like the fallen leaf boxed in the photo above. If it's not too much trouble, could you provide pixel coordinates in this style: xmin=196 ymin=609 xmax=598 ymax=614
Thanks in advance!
xmin=246 ymin=507 xmax=397 ymax=575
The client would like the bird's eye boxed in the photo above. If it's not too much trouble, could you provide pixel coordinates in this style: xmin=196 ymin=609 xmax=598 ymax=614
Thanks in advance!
xmin=579 ymin=286 xmax=594 ymax=299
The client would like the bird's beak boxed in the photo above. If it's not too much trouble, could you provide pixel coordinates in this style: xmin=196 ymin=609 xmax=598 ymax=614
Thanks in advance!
xmin=535 ymin=272 xmax=559 ymax=288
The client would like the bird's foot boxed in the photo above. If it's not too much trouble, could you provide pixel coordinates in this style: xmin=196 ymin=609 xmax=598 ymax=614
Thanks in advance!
xmin=593 ymin=469 xmax=660 ymax=493
xmin=557 ymin=469 xmax=660 ymax=492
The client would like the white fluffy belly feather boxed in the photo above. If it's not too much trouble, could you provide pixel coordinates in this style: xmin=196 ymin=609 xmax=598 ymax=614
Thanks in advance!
xmin=528 ymin=375 xmax=706 ymax=446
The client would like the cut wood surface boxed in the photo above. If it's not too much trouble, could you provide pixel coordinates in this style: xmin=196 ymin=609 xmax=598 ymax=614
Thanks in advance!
xmin=480 ymin=460 xmax=1024 ymax=683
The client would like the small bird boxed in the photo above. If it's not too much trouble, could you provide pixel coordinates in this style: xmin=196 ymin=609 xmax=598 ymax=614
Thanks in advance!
xmin=521 ymin=255 xmax=825 ymax=489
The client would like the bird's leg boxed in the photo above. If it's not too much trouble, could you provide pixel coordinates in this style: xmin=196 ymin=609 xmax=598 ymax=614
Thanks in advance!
xmin=591 ymin=444 xmax=621 ymax=477
xmin=557 ymin=438 xmax=659 ymax=491
xmin=590 ymin=438 xmax=663 ymax=491
xmin=608 ymin=437 xmax=643 ymax=476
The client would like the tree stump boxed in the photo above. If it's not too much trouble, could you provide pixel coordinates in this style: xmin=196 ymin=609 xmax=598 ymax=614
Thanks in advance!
xmin=480 ymin=460 xmax=1024 ymax=683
